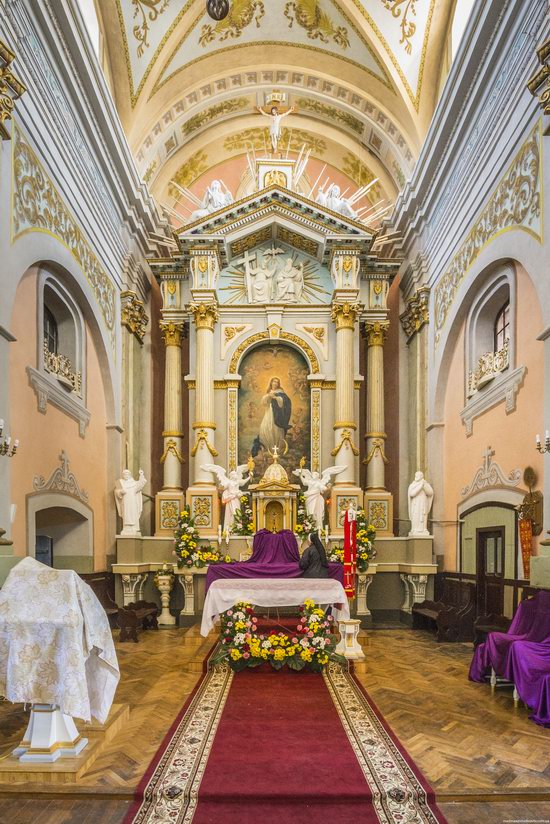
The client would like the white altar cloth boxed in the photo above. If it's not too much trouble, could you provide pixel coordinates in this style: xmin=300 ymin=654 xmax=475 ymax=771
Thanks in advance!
xmin=0 ymin=557 xmax=119 ymax=723
xmin=201 ymin=578 xmax=350 ymax=636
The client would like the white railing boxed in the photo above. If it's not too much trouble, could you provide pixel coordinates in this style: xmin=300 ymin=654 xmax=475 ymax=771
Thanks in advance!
xmin=43 ymin=339 xmax=82 ymax=396
xmin=467 ymin=340 xmax=509 ymax=398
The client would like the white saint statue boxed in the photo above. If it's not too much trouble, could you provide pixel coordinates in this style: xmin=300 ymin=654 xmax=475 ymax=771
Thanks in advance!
xmin=275 ymin=257 xmax=304 ymax=303
xmin=191 ymin=180 xmax=233 ymax=220
xmin=316 ymin=183 xmax=358 ymax=220
xmin=408 ymin=471 xmax=434 ymax=537
xmin=202 ymin=463 xmax=252 ymax=534
xmin=249 ymin=256 xmax=276 ymax=303
xmin=114 ymin=469 xmax=147 ymax=536
xmin=256 ymin=103 xmax=295 ymax=155
xmin=293 ymin=464 xmax=346 ymax=530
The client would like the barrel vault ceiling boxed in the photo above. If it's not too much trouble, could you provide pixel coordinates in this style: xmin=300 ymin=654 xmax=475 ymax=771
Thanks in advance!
xmin=95 ymin=0 xmax=456 ymax=211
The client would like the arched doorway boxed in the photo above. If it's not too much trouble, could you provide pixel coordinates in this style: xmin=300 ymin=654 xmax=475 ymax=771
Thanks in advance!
xmin=27 ymin=493 xmax=94 ymax=574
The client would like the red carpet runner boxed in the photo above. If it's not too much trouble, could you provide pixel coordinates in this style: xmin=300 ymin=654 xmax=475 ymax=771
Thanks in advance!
xmin=126 ymin=656 xmax=447 ymax=824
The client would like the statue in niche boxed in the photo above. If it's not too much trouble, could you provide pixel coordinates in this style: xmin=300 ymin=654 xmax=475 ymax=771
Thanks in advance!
xmin=202 ymin=463 xmax=252 ymax=533
xmin=256 ymin=102 xmax=296 ymax=155
xmin=191 ymin=179 xmax=233 ymax=220
xmin=114 ymin=469 xmax=147 ymax=536
xmin=316 ymin=183 xmax=358 ymax=220
xmin=407 ymin=471 xmax=434 ymax=537
xmin=293 ymin=463 xmax=346 ymax=530
xmin=275 ymin=257 xmax=305 ymax=303
xmin=250 ymin=377 xmax=292 ymax=458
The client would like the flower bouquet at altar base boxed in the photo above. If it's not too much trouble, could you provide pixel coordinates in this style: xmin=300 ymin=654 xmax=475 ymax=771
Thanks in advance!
xmin=213 ymin=599 xmax=347 ymax=673
xmin=173 ymin=506 xmax=232 ymax=568
xmin=230 ymin=494 xmax=254 ymax=536
xmin=295 ymin=493 xmax=317 ymax=538
xmin=328 ymin=545 xmax=344 ymax=564
xmin=355 ymin=509 xmax=377 ymax=573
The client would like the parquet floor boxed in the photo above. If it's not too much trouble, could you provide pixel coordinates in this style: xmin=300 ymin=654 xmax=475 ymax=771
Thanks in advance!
xmin=1 ymin=625 xmax=549 ymax=824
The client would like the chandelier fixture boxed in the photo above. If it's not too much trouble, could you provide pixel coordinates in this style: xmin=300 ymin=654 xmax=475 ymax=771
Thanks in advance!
xmin=0 ymin=419 xmax=19 ymax=457
xmin=206 ymin=0 xmax=230 ymax=21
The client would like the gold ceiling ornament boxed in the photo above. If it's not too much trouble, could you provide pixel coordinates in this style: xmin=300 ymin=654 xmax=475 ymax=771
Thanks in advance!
xmin=190 ymin=428 xmax=219 ymax=457
xmin=168 ymin=149 xmax=209 ymax=197
xmin=160 ymin=438 xmax=185 ymax=465
xmin=199 ymin=0 xmax=265 ymax=47
xmin=363 ymin=437 xmax=388 ymax=466
xmin=342 ymin=153 xmax=380 ymax=196
xmin=182 ymin=97 xmax=249 ymax=137
xmin=159 ymin=320 xmax=185 ymax=346
xmin=223 ymin=126 xmax=326 ymax=155
xmin=331 ymin=428 xmax=359 ymax=457
xmin=0 ymin=40 xmax=26 ymax=141
xmin=276 ymin=226 xmax=319 ymax=257
xmin=132 ymin=0 xmax=171 ymax=58
xmin=296 ymin=97 xmax=363 ymax=134
xmin=399 ymin=286 xmax=429 ymax=342
xmin=434 ymin=122 xmax=542 ymax=346
xmin=364 ymin=320 xmax=389 ymax=346
xmin=189 ymin=302 xmax=219 ymax=330
xmin=381 ymin=0 xmax=418 ymax=55
xmin=331 ymin=301 xmax=361 ymax=330
xmin=229 ymin=228 xmax=273 ymax=258
xmin=527 ymin=38 xmax=550 ymax=116
xmin=12 ymin=125 xmax=116 ymax=344
xmin=143 ymin=159 xmax=157 ymax=184
xmin=121 ymin=291 xmax=149 ymax=344
xmin=284 ymin=1 xmax=350 ymax=49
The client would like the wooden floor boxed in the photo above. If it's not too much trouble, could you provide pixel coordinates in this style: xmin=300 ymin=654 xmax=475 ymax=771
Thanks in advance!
xmin=1 ymin=625 xmax=549 ymax=824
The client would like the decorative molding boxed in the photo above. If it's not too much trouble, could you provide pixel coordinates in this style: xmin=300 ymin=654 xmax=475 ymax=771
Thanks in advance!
xmin=0 ymin=39 xmax=26 ymax=140
xmin=527 ymin=38 xmax=550 ymax=115
xmin=460 ymin=365 xmax=526 ymax=437
xmin=364 ymin=320 xmax=389 ymax=346
xmin=160 ymin=439 xmax=185 ymax=465
xmin=228 ymin=330 xmax=320 ymax=374
xmin=27 ymin=366 xmax=91 ymax=438
xmin=434 ymin=123 xmax=542 ymax=345
xmin=400 ymin=286 xmax=429 ymax=341
xmin=221 ymin=323 xmax=252 ymax=358
xmin=12 ymin=125 xmax=116 ymax=345
xmin=296 ymin=323 xmax=328 ymax=360
xmin=311 ymin=387 xmax=321 ymax=472
xmin=331 ymin=302 xmax=361 ymax=330
xmin=189 ymin=302 xmax=219 ymax=330
xmin=461 ymin=446 xmax=521 ymax=499
xmin=190 ymin=428 xmax=218 ymax=457
xmin=32 ymin=451 xmax=89 ymax=503
xmin=331 ymin=428 xmax=359 ymax=457
xmin=121 ymin=291 xmax=149 ymax=343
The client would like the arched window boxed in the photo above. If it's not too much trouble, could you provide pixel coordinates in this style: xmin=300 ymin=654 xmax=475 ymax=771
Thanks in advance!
xmin=494 ymin=301 xmax=510 ymax=352
xmin=43 ymin=305 xmax=58 ymax=355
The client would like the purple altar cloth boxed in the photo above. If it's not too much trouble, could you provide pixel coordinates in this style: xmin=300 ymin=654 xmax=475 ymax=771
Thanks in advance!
xmin=507 ymin=641 xmax=550 ymax=726
xmin=205 ymin=530 xmax=344 ymax=591
xmin=469 ymin=591 xmax=550 ymax=682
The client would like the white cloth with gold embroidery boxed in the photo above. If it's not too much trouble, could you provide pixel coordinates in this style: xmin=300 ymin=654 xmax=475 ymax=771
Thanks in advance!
xmin=201 ymin=578 xmax=350 ymax=635
xmin=0 ymin=557 xmax=119 ymax=723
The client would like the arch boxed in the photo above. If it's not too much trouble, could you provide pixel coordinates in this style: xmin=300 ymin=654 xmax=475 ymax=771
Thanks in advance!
xmin=26 ymin=491 xmax=94 ymax=573
xmin=229 ymin=330 xmax=320 ymax=375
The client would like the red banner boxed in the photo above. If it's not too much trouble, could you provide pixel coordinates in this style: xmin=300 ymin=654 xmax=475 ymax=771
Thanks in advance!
xmin=519 ymin=517 xmax=533 ymax=579
xmin=343 ymin=508 xmax=357 ymax=599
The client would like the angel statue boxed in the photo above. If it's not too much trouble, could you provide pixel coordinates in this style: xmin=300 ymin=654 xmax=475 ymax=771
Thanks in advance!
xmin=202 ymin=463 xmax=252 ymax=534
xmin=293 ymin=463 xmax=346 ymax=530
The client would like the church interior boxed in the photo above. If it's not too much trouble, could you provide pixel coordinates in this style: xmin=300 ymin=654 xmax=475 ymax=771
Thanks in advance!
xmin=1 ymin=0 xmax=550 ymax=822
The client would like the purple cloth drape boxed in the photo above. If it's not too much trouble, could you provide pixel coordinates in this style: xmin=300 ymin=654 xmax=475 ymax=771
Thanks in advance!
xmin=205 ymin=530 xmax=344 ymax=591
xmin=469 ymin=591 xmax=550 ymax=682
xmin=506 ymin=641 xmax=550 ymax=725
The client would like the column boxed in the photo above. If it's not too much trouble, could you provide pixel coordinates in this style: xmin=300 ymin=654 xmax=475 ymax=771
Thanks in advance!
xmin=331 ymin=301 xmax=360 ymax=484
xmin=364 ymin=321 xmax=389 ymax=490
xmin=160 ymin=321 xmax=185 ymax=490
xmin=190 ymin=302 xmax=219 ymax=483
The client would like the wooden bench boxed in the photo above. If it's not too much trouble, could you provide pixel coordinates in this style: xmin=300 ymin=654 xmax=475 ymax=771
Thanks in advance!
xmin=118 ymin=600 xmax=159 ymax=643
xmin=80 ymin=572 xmax=119 ymax=629
xmin=473 ymin=613 xmax=512 ymax=647
xmin=412 ymin=579 xmax=476 ymax=642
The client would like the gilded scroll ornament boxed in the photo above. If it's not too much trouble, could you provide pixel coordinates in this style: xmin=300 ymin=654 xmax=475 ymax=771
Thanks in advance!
xmin=0 ymin=40 xmax=26 ymax=140
xmin=12 ymin=125 xmax=115 ymax=342
xmin=224 ymin=127 xmax=326 ymax=155
xmin=182 ymin=98 xmax=248 ymax=137
xmin=276 ymin=226 xmax=319 ymax=256
xmin=168 ymin=150 xmax=209 ymax=197
xmin=296 ymin=98 xmax=362 ymax=133
xmin=121 ymin=291 xmax=149 ymax=343
xmin=284 ymin=1 xmax=350 ymax=49
xmin=160 ymin=499 xmax=180 ymax=530
xmin=381 ymin=0 xmax=418 ymax=55
xmin=132 ymin=0 xmax=170 ymax=58
xmin=303 ymin=326 xmax=325 ymax=342
xmin=228 ymin=389 xmax=237 ymax=470
xmin=363 ymin=438 xmax=388 ymax=466
xmin=228 ymin=330 xmax=320 ymax=374
xmin=199 ymin=0 xmax=265 ymax=47
xmin=192 ymin=496 xmax=212 ymax=527
xmin=311 ymin=389 xmax=321 ymax=471
xmin=434 ymin=123 xmax=541 ymax=345
xmin=527 ymin=39 xmax=550 ymax=116
xmin=224 ymin=325 xmax=246 ymax=342
xmin=331 ymin=429 xmax=359 ymax=457
xmin=191 ymin=429 xmax=219 ymax=457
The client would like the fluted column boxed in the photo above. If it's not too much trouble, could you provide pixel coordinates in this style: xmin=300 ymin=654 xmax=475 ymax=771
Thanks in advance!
xmin=331 ymin=302 xmax=360 ymax=485
xmin=160 ymin=321 xmax=185 ymax=490
xmin=365 ymin=321 xmax=389 ymax=490
xmin=190 ymin=302 xmax=219 ymax=484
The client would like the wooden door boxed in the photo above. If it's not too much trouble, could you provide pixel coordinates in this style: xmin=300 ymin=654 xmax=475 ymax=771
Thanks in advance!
xmin=476 ymin=527 xmax=505 ymax=616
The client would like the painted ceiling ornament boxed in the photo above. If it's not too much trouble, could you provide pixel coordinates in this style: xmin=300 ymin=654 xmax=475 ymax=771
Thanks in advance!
xmin=206 ymin=0 xmax=230 ymax=21
xmin=381 ymin=0 xmax=418 ymax=55
xmin=200 ymin=0 xmax=265 ymax=47
xmin=132 ymin=0 xmax=170 ymax=58
xmin=284 ymin=1 xmax=350 ymax=49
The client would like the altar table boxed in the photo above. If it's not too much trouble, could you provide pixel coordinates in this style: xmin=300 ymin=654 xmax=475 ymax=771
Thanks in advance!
xmin=200 ymin=578 xmax=350 ymax=636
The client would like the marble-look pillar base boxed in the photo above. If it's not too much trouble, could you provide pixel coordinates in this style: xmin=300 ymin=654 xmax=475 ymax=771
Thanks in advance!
xmin=363 ymin=490 xmax=394 ymax=537
xmin=155 ymin=490 xmax=185 ymax=536
xmin=14 ymin=705 xmax=87 ymax=762
xmin=186 ymin=485 xmax=220 ymax=537
xmin=329 ymin=485 xmax=363 ymax=536
xmin=336 ymin=619 xmax=365 ymax=660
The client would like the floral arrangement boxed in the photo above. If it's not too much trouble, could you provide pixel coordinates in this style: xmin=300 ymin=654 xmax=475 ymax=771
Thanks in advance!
xmin=356 ymin=509 xmax=377 ymax=572
xmin=230 ymin=494 xmax=254 ymax=536
xmin=295 ymin=493 xmax=317 ymax=537
xmin=328 ymin=545 xmax=344 ymax=563
xmin=174 ymin=507 xmax=231 ymax=568
xmin=213 ymin=599 xmax=346 ymax=673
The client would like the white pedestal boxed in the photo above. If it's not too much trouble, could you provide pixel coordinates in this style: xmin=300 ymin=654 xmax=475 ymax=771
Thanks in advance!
xmin=154 ymin=571 xmax=176 ymax=626
xmin=336 ymin=619 xmax=365 ymax=660
xmin=13 ymin=704 xmax=88 ymax=763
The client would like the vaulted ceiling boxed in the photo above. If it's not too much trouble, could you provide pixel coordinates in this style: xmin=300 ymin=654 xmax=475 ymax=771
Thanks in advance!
xmin=95 ymin=0 xmax=456 ymax=217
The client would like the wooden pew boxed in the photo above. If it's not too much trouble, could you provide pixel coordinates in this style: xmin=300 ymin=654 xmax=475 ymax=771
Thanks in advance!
xmin=412 ymin=579 xmax=476 ymax=642
xmin=80 ymin=572 xmax=119 ymax=629
xmin=118 ymin=600 xmax=159 ymax=643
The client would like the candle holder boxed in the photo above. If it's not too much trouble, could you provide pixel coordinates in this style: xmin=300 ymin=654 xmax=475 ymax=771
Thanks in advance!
xmin=535 ymin=432 xmax=550 ymax=454
xmin=0 ymin=419 xmax=19 ymax=457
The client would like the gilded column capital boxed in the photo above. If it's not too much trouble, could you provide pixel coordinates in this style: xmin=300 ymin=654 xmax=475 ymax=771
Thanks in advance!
xmin=364 ymin=321 xmax=389 ymax=347
xmin=189 ymin=302 xmax=219 ymax=330
xmin=0 ymin=40 xmax=27 ymax=141
xmin=331 ymin=301 xmax=360 ymax=330
xmin=527 ymin=38 xmax=550 ymax=115
xmin=399 ymin=286 xmax=430 ymax=342
xmin=160 ymin=320 xmax=185 ymax=347
xmin=121 ymin=291 xmax=148 ymax=344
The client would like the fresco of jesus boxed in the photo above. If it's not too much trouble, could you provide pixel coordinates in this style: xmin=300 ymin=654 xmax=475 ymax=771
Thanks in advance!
xmin=258 ymin=377 xmax=292 ymax=454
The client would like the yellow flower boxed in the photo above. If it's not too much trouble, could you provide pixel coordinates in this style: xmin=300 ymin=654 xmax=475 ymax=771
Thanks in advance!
xmin=317 ymin=654 xmax=328 ymax=664
xmin=230 ymin=649 xmax=242 ymax=660
xmin=300 ymin=649 xmax=313 ymax=661
xmin=235 ymin=621 xmax=246 ymax=630
xmin=273 ymin=648 xmax=286 ymax=661
xmin=303 ymin=599 xmax=315 ymax=609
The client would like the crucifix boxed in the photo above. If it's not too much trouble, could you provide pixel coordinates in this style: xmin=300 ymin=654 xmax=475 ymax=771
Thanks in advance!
xmin=256 ymin=102 xmax=296 ymax=157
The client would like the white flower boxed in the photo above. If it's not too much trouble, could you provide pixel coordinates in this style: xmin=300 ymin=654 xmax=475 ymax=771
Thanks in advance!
xmin=300 ymin=637 xmax=310 ymax=648
xmin=261 ymin=640 xmax=271 ymax=649
xmin=233 ymin=633 xmax=246 ymax=645
xmin=308 ymin=614 xmax=320 ymax=624
xmin=233 ymin=610 xmax=245 ymax=621
xmin=312 ymin=637 xmax=326 ymax=648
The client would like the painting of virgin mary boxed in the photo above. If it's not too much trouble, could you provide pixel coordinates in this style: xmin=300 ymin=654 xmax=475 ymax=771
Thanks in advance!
xmin=257 ymin=377 xmax=292 ymax=455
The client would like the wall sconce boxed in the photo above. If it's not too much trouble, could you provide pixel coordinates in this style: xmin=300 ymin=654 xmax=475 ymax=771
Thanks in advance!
xmin=536 ymin=432 xmax=550 ymax=454
xmin=0 ymin=419 xmax=19 ymax=457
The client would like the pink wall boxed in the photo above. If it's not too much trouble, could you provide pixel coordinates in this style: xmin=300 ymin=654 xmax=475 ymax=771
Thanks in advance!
xmin=442 ymin=262 xmax=544 ymax=569
xmin=9 ymin=266 xmax=110 ymax=569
